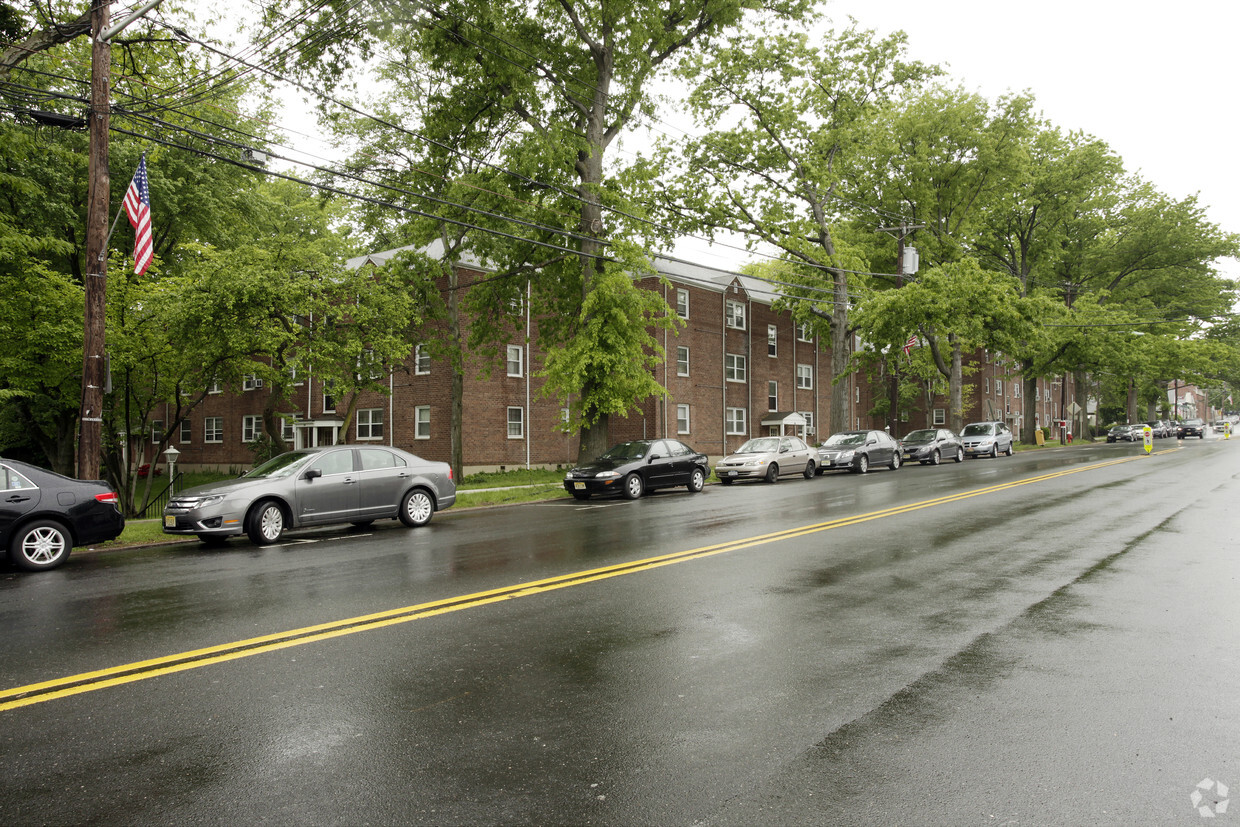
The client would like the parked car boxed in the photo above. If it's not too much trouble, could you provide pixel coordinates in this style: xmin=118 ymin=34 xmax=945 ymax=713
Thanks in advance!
xmin=960 ymin=421 xmax=1014 ymax=458
xmin=715 ymin=435 xmax=817 ymax=484
xmin=564 ymin=439 xmax=709 ymax=500
xmin=898 ymin=428 xmax=964 ymax=465
xmin=1 ymin=457 xmax=125 ymax=571
xmin=1106 ymin=424 xmax=1139 ymax=443
xmin=1178 ymin=419 xmax=1206 ymax=439
xmin=816 ymin=430 xmax=901 ymax=474
xmin=164 ymin=445 xmax=455 ymax=545
xmin=1143 ymin=421 xmax=1170 ymax=438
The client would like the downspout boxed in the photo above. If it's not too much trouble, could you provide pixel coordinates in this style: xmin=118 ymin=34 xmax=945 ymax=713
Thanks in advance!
xmin=388 ymin=371 xmax=394 ymax=447
xmin=525 ymin=279 xmax=531 ymax=469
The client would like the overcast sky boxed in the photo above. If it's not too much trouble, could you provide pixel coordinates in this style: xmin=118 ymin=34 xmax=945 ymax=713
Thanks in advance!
xmin=825 ymin=0 xmax=1240 ymax=281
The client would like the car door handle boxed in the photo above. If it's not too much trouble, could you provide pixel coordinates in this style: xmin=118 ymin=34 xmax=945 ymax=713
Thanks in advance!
xmin=342 ymin=478 xmax=357 ymax=485
xmin=5 ymin=494 xmax=30 ymax=503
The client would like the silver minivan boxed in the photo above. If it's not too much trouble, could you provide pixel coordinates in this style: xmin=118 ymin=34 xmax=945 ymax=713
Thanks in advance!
xmin=960 ymin=421 xmax=1014 ymax=458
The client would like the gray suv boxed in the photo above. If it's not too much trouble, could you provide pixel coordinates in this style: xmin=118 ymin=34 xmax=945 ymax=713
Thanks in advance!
xmin=960 ymin=421 xmax=1014 ymax=458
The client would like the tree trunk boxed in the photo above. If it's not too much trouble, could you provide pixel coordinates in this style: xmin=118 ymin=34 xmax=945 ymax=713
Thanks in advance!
xmin=828 ymin=269 xmax=850 ymax=434
xmin=949 ymin=335 xmax=963 ymax=432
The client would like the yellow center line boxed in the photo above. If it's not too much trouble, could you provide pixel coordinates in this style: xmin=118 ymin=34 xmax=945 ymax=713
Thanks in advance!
xmin=0 ymin=450 xmax=1172 ymax=712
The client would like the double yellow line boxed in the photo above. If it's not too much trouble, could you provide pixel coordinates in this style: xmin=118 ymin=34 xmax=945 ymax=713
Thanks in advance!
xmin=0 ymin=451 xmax=1161 ymax=712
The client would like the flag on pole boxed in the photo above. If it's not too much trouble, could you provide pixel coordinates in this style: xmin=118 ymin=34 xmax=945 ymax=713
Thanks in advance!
xmin=123 ymin=155 xmax=153 ymax=275
xmin=902 ymin=335 xmax=918 ymax=357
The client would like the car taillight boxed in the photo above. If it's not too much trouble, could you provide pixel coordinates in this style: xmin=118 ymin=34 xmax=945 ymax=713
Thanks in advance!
xmin=448 ymin=467 xmax=453 ymax=481
xmin=95 ymin=492 xmax=119 ymax=505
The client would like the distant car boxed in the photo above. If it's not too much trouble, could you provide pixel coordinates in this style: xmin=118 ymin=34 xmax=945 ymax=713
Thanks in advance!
xmin=898 ymin=428 xmax=964 ymax=465
xmin=164 ymin=445 xmax=455 ymax=545
xmin=1143 ymin=421 xmax=1171 ymax=438
xmin=715 ymin=435 xmax=817 ymax=484
xmin=960 ymin=421 xmax=1014 ymax=458
xmin=1178 ymin=419 xmax=1206 ymax=439
xmin=816 ymin=430 xmax=901 ymax=474
xmin=1106 ymin=424 xmax=1138 ymax=443
xmin=564 ymin=439 xmax=709 ymax=500
xmin=1 ymin=457 xmax=125 ymax=571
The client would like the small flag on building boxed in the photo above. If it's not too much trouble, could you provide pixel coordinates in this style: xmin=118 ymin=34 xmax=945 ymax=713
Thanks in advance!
xmin=123 ymin=155 xmax=153 ymax=275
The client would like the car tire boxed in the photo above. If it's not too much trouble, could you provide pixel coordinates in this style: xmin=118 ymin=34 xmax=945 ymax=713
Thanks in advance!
xmin=930 ymin=449 xmax=940 ymax=466
xmin=1005 ymin=442 xmax=1014 ymax=456
xmin=623 ymin=473 xmax=644 ymax=500
xmin=246 ymin=500 xmax=286 ymax=545
xmin=988 ymin=444 xmax=998 ymax=459
xmin=765 ymin=464 xmax=779 ymax=483
xmin=571 ymin=491 xmax=591 ymax=500
xmin=197 ymin=534 xmax=229 ymax=546
xmin=852 ymin=454 xmax=869 ymax=474
xmin=954 ymin=447 xmax=964 ymax=463
xmin=687 ymin=468 xmax=706 ymax=493
xmin=8 ymin=520 xmax=72 ymax=571
xmin=889 ymin=452 xmax=901 ymax=471
xmin=803 ymin=461 xmax=815 ymax=479
xmin=398 ymin=488 xmax=435 ymax=527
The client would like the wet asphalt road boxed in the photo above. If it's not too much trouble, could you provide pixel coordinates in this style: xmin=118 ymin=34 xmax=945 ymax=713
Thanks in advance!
xmin=0 ymin=436 xmax=1237 ymax=825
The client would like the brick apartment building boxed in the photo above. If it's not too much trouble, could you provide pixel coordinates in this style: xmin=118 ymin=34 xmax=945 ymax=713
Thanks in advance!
xmin=154 ymin=247 xmax=1075 ymax=473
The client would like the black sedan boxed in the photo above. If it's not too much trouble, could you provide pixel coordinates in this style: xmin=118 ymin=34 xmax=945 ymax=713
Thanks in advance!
xmin=1178 ymin=419 xmax=1206 ymax=439
xmin=898 ymin=428 xmax=965 ymax=465
xmin=563 ymin=439 xmax=708 ymax=500
xmin=816 ymin=430 xmax=902 ymax=474
xmin=1 ymin=457 xmax=125 ymax=571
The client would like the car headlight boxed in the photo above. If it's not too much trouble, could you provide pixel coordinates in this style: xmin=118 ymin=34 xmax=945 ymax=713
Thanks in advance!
xmin=838 ymin=450 xmax=855 ymax=460
xmin=197 ymin=494 xmax=225 ymax=507
xmin=595 ymin=471 xmax=620 ymax=479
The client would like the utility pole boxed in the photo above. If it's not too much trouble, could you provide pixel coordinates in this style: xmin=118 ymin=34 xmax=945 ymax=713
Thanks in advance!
xmin=77 ymin=0 xmax=111 ymax=481
xmin=876 ymin=223 xmax=925 ymax=434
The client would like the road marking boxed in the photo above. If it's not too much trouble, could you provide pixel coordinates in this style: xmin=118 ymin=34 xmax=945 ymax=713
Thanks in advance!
xmin=0 ymin=450 xmax=1174 ymax=712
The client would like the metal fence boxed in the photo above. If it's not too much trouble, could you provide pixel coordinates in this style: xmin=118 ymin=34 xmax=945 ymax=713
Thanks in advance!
xmin=134 ymin=471 xmax=182 ymax=519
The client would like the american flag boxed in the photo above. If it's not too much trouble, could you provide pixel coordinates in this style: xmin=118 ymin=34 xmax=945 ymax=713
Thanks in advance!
xmin=123 ymin=155 xmax=153 ymax=275
xmin=902 ymin=335 xmax=918 ymax=356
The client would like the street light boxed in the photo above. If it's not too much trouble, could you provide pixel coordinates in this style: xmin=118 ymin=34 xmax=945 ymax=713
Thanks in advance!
xmin=162 ymin=444 xmax=180 ymax=495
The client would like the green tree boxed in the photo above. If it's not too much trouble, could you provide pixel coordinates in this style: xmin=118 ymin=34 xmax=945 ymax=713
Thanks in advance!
xmin=657 ymin=17 xmax=941 ymax=434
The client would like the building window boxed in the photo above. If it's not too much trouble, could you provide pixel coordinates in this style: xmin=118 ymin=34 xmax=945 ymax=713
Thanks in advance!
xmin=725 ymin=353 xmax=747 ymax=383
xmin=726 ymin=407 xmax=747 ymax=435
xmin=676 ymin=288 xmax=689 ymax=319
xmin=150 ymin=419 xmax=163 ymax=441
xmin=415 ymin=344 xmax=431 ymax=375
xmin=208 ymin=378 xmax=222 ymax=394
xmin=677 ymin=404 xmax=690 ymax=434
xmin=323 ymin=386 xmax=336 ymax=413
xmin=507 ymin=345 xmax=523 ymax=378
xmin=996 ymin=380 xmax=1003 ymax=397
xmin=242 ymin=415 xmax=261 ymax=442
xmin=357 ymin=408 xmax=384 ymax=440
xmin=179 ymin=420 xmax=192 ymax=443
xmin=288 ymin=364 xmax=303 ymax=386
xmin=1014 ymin=382 xmax=1021 ymax=398
xmin=767 ymin=325 xmax=777 ymax=357
xmin=725 ymin=300 xmax=746 ymax=330
xmin=676 ymin=346 xmax=689 ymax=377
xmin=281 ymin=418 xmax=296 ymax=443
xmin=768 ymin=380 xmax=778 ymax=411
xmin=797 ymin=323 xmax=812 ymax=342
xmin=507 ymin=407 xmax=524 ymax=439
xmin=933 ymin=408 xmax=946 ymax=425
xmin=800 ymin=411 xmax=815 ymax=437
xmin=797 ymin=364 xmax=813 ymax=390
xmin=242 ymin=374 xmax=263 ymax=391
xmin=355 ymin=349 xmax=381 ymax=381
xmin=415 ymin=406 xmax=431 ymax=439
xmin=204 ymin=417 xmax=223 ymax=444
xmin=985 ymin=377 xmax=991 ymax=395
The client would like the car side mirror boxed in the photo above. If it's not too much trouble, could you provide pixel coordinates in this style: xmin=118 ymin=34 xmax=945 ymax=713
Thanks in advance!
xmin=303 ymin=468 xmax=322 ymax=481
xmin=647 ymin=454 xmax=661 ymax=462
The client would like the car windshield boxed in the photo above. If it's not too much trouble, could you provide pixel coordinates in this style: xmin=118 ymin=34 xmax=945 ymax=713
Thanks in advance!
xmin=902 ymin=429 xmax=936 ymax=443
xmin=736 ymin=438 xmax=781 ymax=454
xmin=1184 ymin=419 xmax=1204 ymax=425
xmin=961 ymin=424 xmax=994 ymax=436
xmin=245 ymin=451 xmax=316 ymax=479
xmin=598 ymin=442 xmax=648 ymax=461
xmin=824 ymin=433 xmax=865 ymax=447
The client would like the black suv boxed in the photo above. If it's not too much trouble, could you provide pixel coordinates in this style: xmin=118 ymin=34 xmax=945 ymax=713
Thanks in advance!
xmin=1177 ymin=419 xmax=1205 ymax=439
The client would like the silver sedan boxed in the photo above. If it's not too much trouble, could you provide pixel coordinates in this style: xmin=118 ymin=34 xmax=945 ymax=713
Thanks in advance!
xmin=163 ymin=445 xmax=455 ymax=545
xmin=715 ymin=436 xmax=818 ymax=484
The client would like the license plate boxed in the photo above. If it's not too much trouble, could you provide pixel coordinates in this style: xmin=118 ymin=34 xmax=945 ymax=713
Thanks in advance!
xmin=573 ymin=482 xmax=586 ymax=490
xmin=727 ymin=470 xmax=738 ymax=477
xmin=164 ymin=515 xmax=176 ymax=528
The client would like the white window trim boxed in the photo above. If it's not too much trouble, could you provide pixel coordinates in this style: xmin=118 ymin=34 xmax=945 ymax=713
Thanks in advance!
xmin=725 ymin=353 xmax=747 ymax=383
xmin=725 ymin=300 xmax=746 ymax=330
xmin=242 ymin=415 xmax=260 ymax=443
xmin=507 ymin=406 xmax=525 ymax=439
xmin=676 ymin=288 xmax=689 ymax=319
xmin=677 ymin=346 xmax=689 ymax=377
xmin=933 ymin=408 xmax=946 ymax=425
xmin=242 ymin=374 xmax=263 ymax=391
xmin=204 ymin=417 xmax=223 ymax=444
xmin=726 ymin=407 xmax=747 ymax=436
xmin=677 ymin=404 xmax=690 ymax=435
xmin=507 ymin=345 xmax=524 ymax=378
xmin=768 ymin=380 xmax=778 ymax=412
xmin=415 ymin=344 xmax=431 ymax=375
xmin=415 ymin=406 xmax=431 ymax=439
xmin=797 ymin=363 xmax=813 ymax=390
xmin=357 ymin=408 xmax=384 ymax=441
xmin=767 ymin=324 xmax=778 ymax=357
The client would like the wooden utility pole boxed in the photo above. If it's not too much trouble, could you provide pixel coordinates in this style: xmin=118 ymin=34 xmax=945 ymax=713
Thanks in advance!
xmin=77 ymin=0 xmax=111 ymax=481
